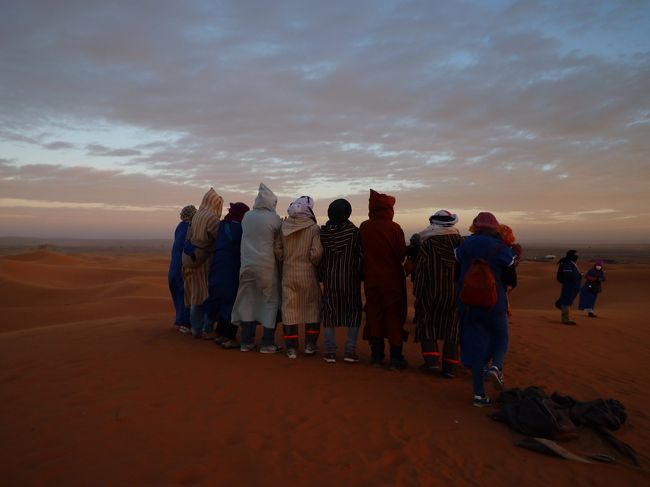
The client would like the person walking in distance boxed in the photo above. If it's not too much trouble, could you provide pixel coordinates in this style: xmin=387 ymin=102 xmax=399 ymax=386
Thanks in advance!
xmin=555 ymin=249 xmax=582 ymax=325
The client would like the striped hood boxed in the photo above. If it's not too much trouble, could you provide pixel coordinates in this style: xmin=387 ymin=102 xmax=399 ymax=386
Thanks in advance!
xmin=199 ymin=187 xmax=224 ymax=218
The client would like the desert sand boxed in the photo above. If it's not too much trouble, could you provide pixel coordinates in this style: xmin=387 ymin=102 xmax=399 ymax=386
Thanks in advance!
xmin=0 ymin=249 xmax=648 ymax=486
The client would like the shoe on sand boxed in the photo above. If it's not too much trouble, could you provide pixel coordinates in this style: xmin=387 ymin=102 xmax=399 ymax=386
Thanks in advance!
xmin=260 ymin=344 xmax=283 ymax=354
xmin=304 ymin=343 xmax=319 ymax=355
xmin=323 ymin=353 xmax=336 ymax=363
xmin=485 ymin=365 xmax=504 ymax=390
xmin=389 ymin=357 xmax=408 ymax=371
xmin=473 ymin=395 xmax=493 ymax=407
xmin=419 ymin=363 xmax=439 ymax=374
xmin=220 ymin=339 xmax=240 ymax=349
xmin=343 ymin=353 xmax=360 ymax=363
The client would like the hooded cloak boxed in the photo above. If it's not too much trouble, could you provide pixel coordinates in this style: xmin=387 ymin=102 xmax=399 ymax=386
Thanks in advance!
xmin=183 ymin=187 xmax=223 ymax=306
xmin=359 ymin=189 xmax=407 ymax=345
xmin=231 ymin=183 xmax=283 ymax=328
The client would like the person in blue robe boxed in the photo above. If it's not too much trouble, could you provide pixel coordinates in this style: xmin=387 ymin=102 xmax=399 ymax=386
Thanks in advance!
xmin=205 ymin=202 xmax=250 ymax=348
xmin=555 ymin=249 xmax=582 ymax=325
xmin=168 ymin=205 xmax=196 ymax=333
xmin=455 ymin=212 xmax=516 ymax=408
xmin=579 ymin=260 xmax=606 ymax=318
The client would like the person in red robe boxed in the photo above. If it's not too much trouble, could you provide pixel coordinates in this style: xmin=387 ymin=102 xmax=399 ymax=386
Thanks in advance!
xmin=359 ymin=189 xmax=407 ymax=369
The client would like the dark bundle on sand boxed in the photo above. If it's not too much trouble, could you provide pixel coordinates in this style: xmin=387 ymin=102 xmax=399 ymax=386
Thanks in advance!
xmin=490 ymin=387 xmax=639 ymax=467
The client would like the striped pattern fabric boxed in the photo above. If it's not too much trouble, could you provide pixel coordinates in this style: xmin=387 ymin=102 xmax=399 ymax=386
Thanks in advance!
xmin=319 ymin=221 xmax=363 ymax=328
xmin=183 ymin=188 xmax=223 ymax=306
xmin=275 ymin=221 xmax=323 ymax=325
xmin=413 ymin=233 xmax=464 ymax=342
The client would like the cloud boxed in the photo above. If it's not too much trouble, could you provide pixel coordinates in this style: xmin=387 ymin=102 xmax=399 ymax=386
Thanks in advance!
xmin=43 ymin=141 xmax=75 ymax=150
xmin=0 ymin=0 xmax=649 ymax=240
xmin=86 ymin=143 xmax=142 ymax=157
xmin=0 ymin=198 xmax=176 ymax=212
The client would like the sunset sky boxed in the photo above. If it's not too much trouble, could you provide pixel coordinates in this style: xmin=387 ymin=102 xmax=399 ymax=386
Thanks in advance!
xmin=1 ymin=0 xmax=649 ymax=243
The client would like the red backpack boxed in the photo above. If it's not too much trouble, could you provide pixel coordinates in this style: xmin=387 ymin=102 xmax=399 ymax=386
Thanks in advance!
xmin=460 ymin=255 xmax=499 ymax=308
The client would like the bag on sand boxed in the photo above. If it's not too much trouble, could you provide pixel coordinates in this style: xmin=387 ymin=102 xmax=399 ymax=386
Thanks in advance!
xmin=460 ymin=258 xmax=498 ymax=308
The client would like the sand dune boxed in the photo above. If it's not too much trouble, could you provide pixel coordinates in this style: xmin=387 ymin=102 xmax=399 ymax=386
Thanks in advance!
xmin=0 ymin=252 xmax=169 ymax=331
xmin=0 ymin=250 xmax=648 ymax=486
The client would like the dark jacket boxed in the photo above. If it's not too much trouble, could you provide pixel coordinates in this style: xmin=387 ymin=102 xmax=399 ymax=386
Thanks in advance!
xmin=555 ymin=258 xmax=582 ymax=307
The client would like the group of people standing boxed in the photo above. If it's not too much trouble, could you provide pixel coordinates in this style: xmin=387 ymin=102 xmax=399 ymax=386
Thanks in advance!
xmin=167 ymin=183 xmax=528 ymax=406
xmin=555 ymin=250 xmax=606 ymax=324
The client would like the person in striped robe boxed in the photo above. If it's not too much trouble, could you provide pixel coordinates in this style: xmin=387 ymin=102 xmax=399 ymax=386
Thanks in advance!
xmin=182 ymin=187 xmax=223 ymax=339
xmin=413 ymin=210 xmax=463 ymax=377
xmin=274 ymin=196 xmax=323 ymax=359
xmin=319 ymin=199 xmax=363 ymax=363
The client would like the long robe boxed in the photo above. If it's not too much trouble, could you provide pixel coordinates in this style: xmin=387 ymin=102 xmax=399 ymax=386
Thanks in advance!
xmin=231 ymin=184 xmax=282 ymax=329
xmin=206 ymin=220 xmax=243 ymax=325
xmin=579 ymin=267 xmax=605 ymax=310
xmin=168 ymin=220 xmax=190 ymax=325
xmin=275 ymin=217 xmax=323 ymax=325
xmin=555 ymin=258 xmax=582 ymax=307
xmin=359 ymin=190 xmax=407 ymax=346
xmin=413 ymin=233 xmax=463 ymax=343
xmin=183 ymin=188 xmax=223 ymax=306
xmin=319 ymin=221 xmax=363 ymax=328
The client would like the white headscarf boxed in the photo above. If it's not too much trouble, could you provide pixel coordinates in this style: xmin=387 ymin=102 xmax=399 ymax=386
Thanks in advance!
xmin=287 ymin=196 xmax=316 ymax=222
xmin=419 ymin=209 xmax=460 ymax=240
xmin=282 ymin=196 xmax=317 ymax=236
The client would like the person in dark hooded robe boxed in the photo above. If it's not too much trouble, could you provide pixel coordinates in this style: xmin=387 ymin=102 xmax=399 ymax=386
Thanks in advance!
xmin=319 ymin=199 xmax=363 ymax=363
xmin=555 ymin=249 xmax=582 ymax=325
xmin=205 ymin=202 xmax=250 ymax=349
xmin=359 ymin=189 xmax=407 ymax=370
